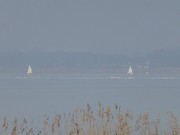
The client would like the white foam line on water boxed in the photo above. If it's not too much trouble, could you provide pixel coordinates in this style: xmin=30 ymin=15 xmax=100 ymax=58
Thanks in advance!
xmin=109 ymin=76 xmax=136 ymax=79
xmin=109 ymin=76 xmax=179 ymax=80
xmin=0 ymin=76 xmax=179 ymax=80
xmin=0 ymin=76 xmax=41 ymax=79
xmin=57 ymin=77 xmax=109 ymax=80
xmin=147 ymin=77 xmax=177 ymax=80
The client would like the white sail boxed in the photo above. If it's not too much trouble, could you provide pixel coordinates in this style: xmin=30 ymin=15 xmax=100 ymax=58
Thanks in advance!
xmin=27 ymin=65 xmax=32 ymax=74
xmin=127 ymin=66 xmax=133 ymax=75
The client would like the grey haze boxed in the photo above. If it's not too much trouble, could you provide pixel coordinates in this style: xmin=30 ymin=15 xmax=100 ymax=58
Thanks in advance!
xmin=0 ymin=0 xmax=180 ymax=55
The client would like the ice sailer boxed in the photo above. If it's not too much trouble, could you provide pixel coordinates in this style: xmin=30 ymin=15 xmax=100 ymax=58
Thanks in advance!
xmin=27 ymin=65 xmax=32 ymax=75
xmin=127 ymin=66 xmax=133 ymax=75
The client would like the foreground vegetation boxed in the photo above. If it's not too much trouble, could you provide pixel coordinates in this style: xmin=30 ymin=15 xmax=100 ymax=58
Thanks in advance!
xmin=1 ymin=103 xmax=180 ymax=135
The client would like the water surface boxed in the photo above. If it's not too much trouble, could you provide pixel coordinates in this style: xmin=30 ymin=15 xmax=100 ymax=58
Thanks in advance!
xmin=0 ymin=72 xmax=179 ymax=120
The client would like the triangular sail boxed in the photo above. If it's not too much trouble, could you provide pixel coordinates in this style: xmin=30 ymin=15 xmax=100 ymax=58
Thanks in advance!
xmin=127 ymin=66 xmax=133 ymax=75
xmin=27 ymin=65 xmax=32 ymax=74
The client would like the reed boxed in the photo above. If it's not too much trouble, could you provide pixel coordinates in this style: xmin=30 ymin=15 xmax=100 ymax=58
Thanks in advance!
xmin=0 ymin=103 xmax=180 ymax=135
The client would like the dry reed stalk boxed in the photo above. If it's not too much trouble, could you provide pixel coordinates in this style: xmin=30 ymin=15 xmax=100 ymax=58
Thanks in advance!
xmin=114 ymin=106 xmax=120 ymax=134
xmin=92 ymin=114 xmax=97 ymax=135
xmin=97 ymin=101 xmax=101 ymax=135
xmin=154 ymin=124 xmax=158 ymax=135
xmin=89 ymin=111 xmax=97 ymax=135
xmin=135 ymin=114 xmax=141 ymax=133
xmin=75 ymin=122 xmax=80 ymax=135
xmin=88 ymin=112 xmax=92 ymax=135
xmin=142 ymin=112 xmax=149 ymax=135
xmin=68 ymin=117 xmax=73 ymax=135
xmin=43 ymin=117 xmax=48 ymax=135
xmin=2 ymin=117 xmax=8 ymax=135
xmin=125 ymin=112 xmax=132 ymax=135
xmin=11 ymin=118 xmax=19 ymax=135
xmin=154 ymin=116 xmax=160 ymax=135
xmin=119 ymin=113 xmax=125 ymax=134
xmin=19 ymin=118 xmax=27 ymax=135
xmin=56 ymin=115 xmax=61 ymax=135
xmin=82 ymin=110 xmax=86 ymax=135
xmin=75 ymin=106 xmax=82 ymax=135
xmin=106 ymin=106 xmax=111 ymax=135
xmin=51 ymin=122 xmax=55 ymax=135
xmin=27 ymin=128 xmax=34 ymax=135
xmin=86 ymin=104 xmax=92 ymax=135
xmin=64 ymin=113 xmax=71 ymax=135
xmin=101 ymin=108 xmax=106 ymax=135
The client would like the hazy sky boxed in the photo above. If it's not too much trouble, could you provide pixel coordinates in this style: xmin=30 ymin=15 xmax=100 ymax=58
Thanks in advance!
xmin=0 ymin=0 xmax=180 ymax=55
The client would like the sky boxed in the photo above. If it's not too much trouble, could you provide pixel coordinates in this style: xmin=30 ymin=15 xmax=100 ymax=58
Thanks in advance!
xmin=0 ymin=0 xmax=180 ymax=55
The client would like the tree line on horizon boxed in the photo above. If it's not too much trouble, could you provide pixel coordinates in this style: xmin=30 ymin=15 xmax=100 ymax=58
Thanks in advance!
xmin=0 ymin=48 xmax=180 ymax=69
